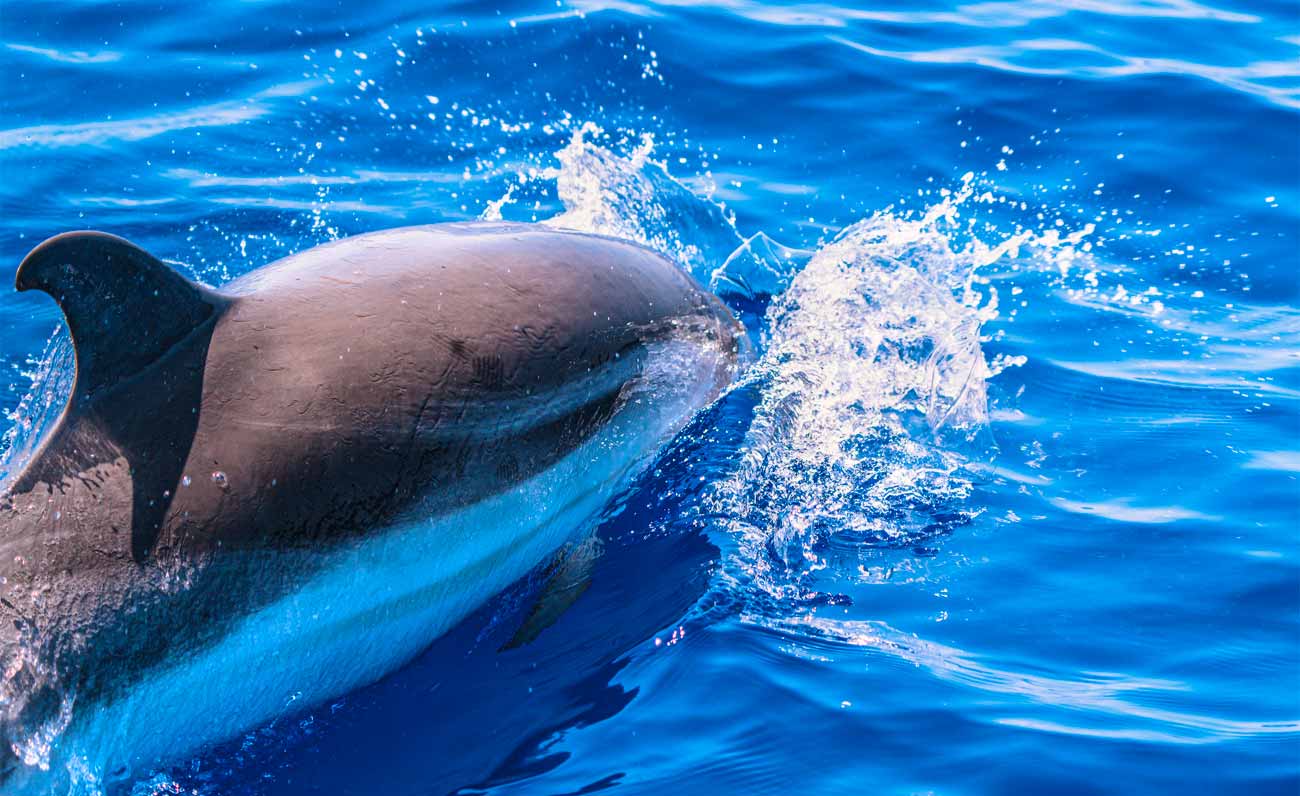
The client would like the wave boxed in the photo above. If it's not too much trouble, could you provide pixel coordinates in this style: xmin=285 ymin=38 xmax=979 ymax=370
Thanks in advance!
xmin=0 ymin=81 xmax=317 ymax=150
xmin=759 ymin=615 xmax=1299 ymax=745
xmin=554 ymin=0 xmax=1297 ymax=109
xmin=568 ymin=0 xmax=1263 ymax=26
xmin=829 ymin=35 xmax=1300 ymax=110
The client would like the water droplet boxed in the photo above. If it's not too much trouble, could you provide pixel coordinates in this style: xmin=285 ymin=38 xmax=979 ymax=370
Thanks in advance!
xmin=181 ymin=475 xmax=192 ymax=487
xmin=212 ymin=471 xmax=229 ymax=489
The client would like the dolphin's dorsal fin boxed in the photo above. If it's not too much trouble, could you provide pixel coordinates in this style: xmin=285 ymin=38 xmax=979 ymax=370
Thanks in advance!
xmin=15 ymin=231 xmax=228 ymax=400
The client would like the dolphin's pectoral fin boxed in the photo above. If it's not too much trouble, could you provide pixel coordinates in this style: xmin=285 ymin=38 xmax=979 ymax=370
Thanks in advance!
xmin=502 ymin=533 xmax=604 ymax=650
xmin=15 ymin=231 xmax=229 ymax=401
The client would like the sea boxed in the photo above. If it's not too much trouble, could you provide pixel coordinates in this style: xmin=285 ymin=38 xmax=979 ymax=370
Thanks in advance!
xmin=0 ymin=1 xmax=1297 ymax=793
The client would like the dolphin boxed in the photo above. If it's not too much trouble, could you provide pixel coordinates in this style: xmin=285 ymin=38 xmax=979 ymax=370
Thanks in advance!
xmin=0 ymin=223 xmax=741 ymax=790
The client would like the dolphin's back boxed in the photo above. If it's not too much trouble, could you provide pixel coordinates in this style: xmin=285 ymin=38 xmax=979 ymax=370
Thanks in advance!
xmin=181 ymin=222 xmax=734 ymax=549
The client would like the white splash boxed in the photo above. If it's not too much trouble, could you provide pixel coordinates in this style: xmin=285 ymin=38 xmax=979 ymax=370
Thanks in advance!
xmin=518 ymin=129 xmax=1104 ymax=604
xmin=0 ymin=331 xmax=72 ymax=488
xmin=540 ymin=122 xmax=745 ymax=284
xmin=704 ymin=179 xmax=1038 ymax=600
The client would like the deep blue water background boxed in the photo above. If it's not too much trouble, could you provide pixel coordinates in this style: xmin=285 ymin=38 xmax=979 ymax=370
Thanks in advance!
xmin=1 ymin=1 xmax=1298 ymax=794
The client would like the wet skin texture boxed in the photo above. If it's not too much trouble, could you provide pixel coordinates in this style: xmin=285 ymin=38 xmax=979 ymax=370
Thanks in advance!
xmin=0 ymin=223 xmax=741 ymax=779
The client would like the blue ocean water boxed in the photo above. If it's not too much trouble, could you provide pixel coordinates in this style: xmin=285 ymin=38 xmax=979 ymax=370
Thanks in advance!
xmin=1 ymin=1 xmax=1298 ymax=793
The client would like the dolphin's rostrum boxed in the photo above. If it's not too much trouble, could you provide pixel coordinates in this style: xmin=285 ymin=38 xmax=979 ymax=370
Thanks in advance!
xmin=0 ymin=223 xmax=741 ymax=789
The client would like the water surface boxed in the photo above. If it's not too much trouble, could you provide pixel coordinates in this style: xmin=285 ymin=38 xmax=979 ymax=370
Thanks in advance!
xmin=1 ymin=1 xmax=1297 ymax=793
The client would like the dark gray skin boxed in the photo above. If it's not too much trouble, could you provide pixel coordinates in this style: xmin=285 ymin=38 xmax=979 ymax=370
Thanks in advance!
xmin=0 ymin=223 xmax=741 ymax=780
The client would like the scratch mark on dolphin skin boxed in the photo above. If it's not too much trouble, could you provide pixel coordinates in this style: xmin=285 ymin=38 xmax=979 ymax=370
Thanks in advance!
xmin=396 ymin=391 xmax=437 ymax=494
